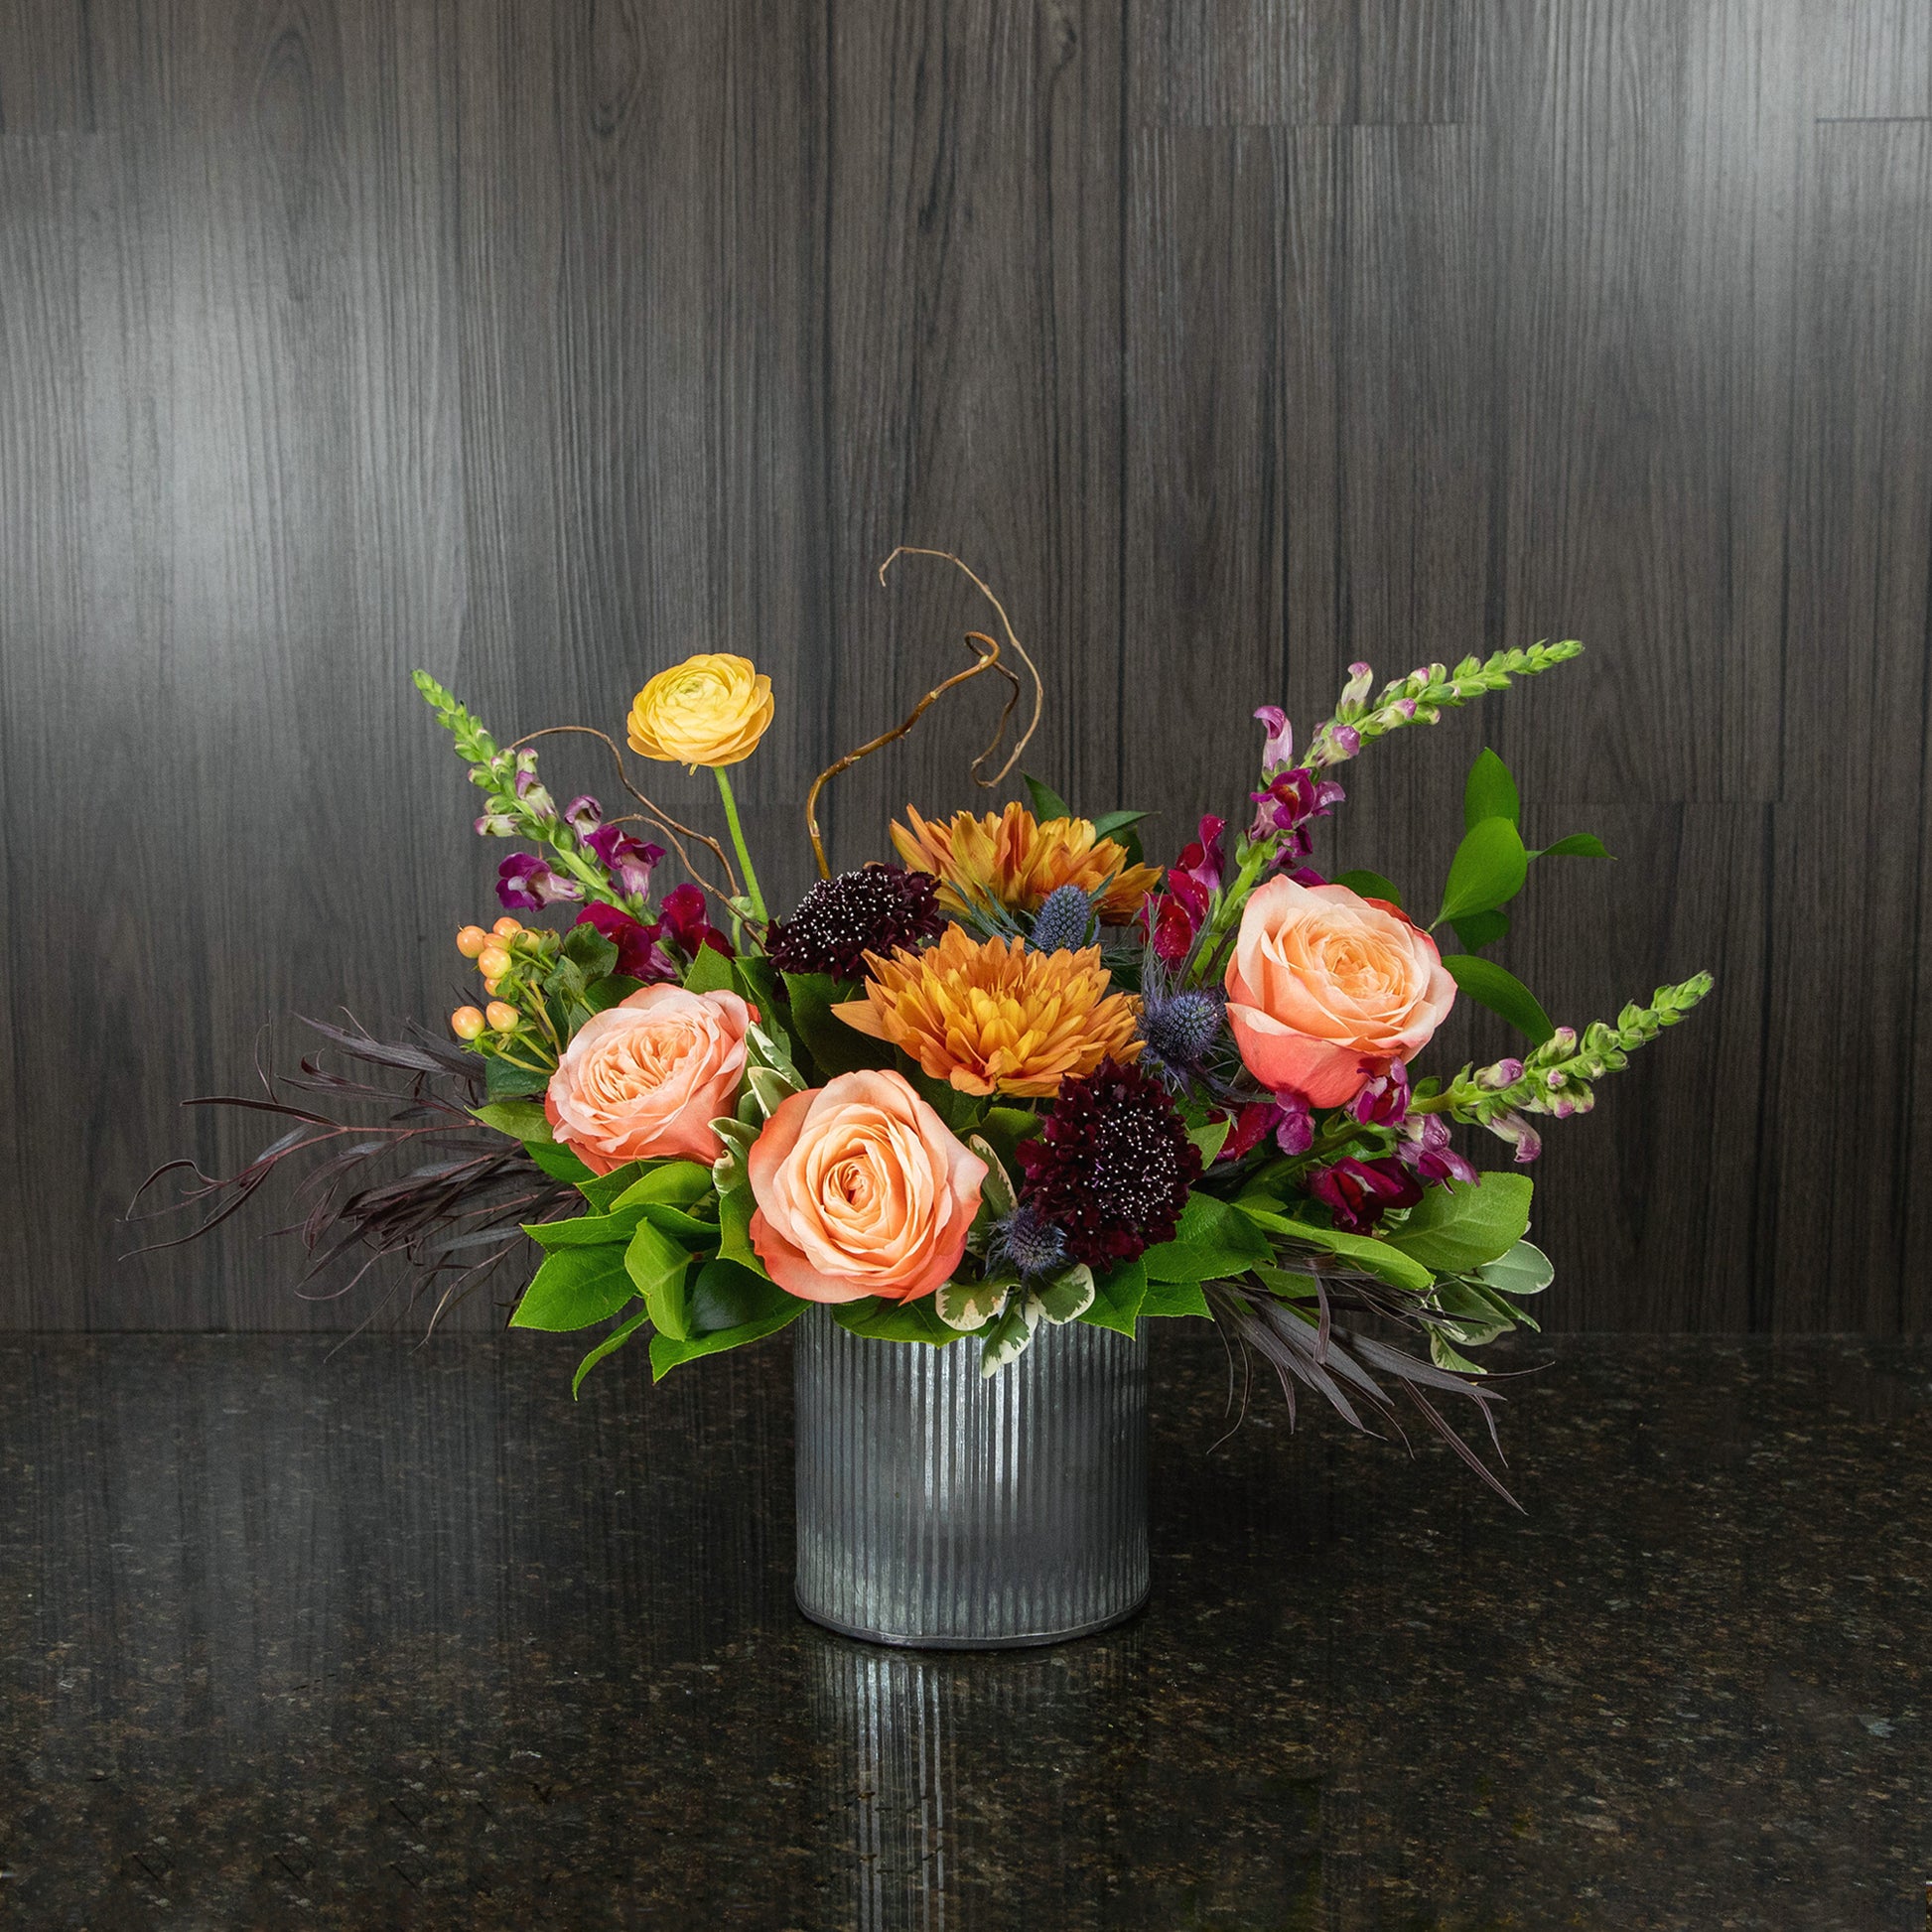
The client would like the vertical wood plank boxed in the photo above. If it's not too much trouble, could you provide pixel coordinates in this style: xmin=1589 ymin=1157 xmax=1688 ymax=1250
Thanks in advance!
xmin=1765 ymin=122 xmax=1932 ymax=1331
xmin=1129 ymin=0 xmax=1475 ymax=126
xmin=818 ymin=0 xmax=1124 ymax=864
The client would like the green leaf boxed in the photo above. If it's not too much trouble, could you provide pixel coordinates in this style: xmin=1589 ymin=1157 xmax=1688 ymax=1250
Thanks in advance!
xmin=573 ymin=1160 xmax=644 ymax=1208
xmin=904 ymin=1065 xmax=986 ymax=1135
xmin=682 ymin=944 xmax=736 ymax=995
xmin=1441 ymin=954 xmax=1556 ymax=1045
xmin=976 ymin=1105 xmax=1041 ymax=1169
xmin=484 ymin=1056 xmax=553 ymax=1101
xmin=524 ymin=1209 xmax=639 ymax=1250
xmin=1477 ymin=1238 xmax=1555 ymax=1298
xmin=732 ymin=953 xmax=782 ymax=1022
xmin=715 ymin=1182 xmax=767 ymax=1277
xmin=782 ymin=972 xmax=899 ymax=1078
xmin=1436 ymin=816 xmax=1529 ymax=928
xmin=1332 ymin=869 xmax=1403 ymax=908
xmin=542 ymin=956 xmax=588 ymax=1013
xmin=1147 ymin=1192 xmax=1272 ymax=1278
xmin=1531 ymin=832 xmax=1613 ymax=861
xmin=1187 ymin=1117 xmax=1232 ymax=1167
xmin=685 ymin=1256 xmax=794 ymax=1333
xmin=573 ymin=1308 xmax=650 ymax=1397
xmin=582 ymin=973 xmax=643 ymax=1015
xmin=1089 ymin=809 xmax=1150 ymax=843
xmin=1383 ymin=1173 xmax=1534 ymax=1275
xmin=648 ymin=1300 xmax=804 ymax=1378
xmin=510 ymin=1244 xmax=636 ymax=1331
xmin=624 ymin=1220 xmax=693 ymax=1340
xmin=1450 ymin=909 xmax=1511 ymax=953
xmin=1463 ymin=748 xmax=1521 ymax=829
xmin=1137 ymin=1277 xmax=1212 ymax=1319
xmin=610 ymin=1160 xmax=714 ymax=1211
xmin=1143 ymin=1241 xmax=1257 ymax=1284
xmin=473 ymin=1098 xmax=552 ymax=1142
xmin=560 ymin=922 xmax=620 ymax=980
xmin=1082 ymin=1258 xmax=1148 ymax=1336
xmin=529 ymin=1139 xmax=597 ymax=1184
xmin=832 ymin=1297 xmax=963 ymax=1345
xmin=632 ymin=1201 xmax=717 ymax=1243
xmin=1235 ymin=1198 xmax=1436 ymax=1292
xmin=1023 ymin=773 xmax=1072 ymax=823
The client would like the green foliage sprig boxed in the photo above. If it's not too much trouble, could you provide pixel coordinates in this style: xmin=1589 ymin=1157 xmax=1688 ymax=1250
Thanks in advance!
xmin=1418 ymin=973 xmax=1716 ymax=1141
xmin=1301 ymin=641 xmax=1585 ymax=769
xmin=412 ymin=670 xmax=635 ymax=913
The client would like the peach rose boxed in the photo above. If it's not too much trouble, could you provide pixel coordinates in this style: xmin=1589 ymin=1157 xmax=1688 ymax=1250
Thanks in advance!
xmin=1224 ymin=876 xmax=1455 ymax=1107
xmin=747 ymin=1070 xmax=987 ymax=1305
xmin=544 ymin=984 xmax=755 ymax=1173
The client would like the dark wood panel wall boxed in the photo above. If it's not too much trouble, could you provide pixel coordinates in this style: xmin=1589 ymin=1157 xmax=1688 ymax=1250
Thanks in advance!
xmin=2 ymin=1 xmax=1927 ymax=1332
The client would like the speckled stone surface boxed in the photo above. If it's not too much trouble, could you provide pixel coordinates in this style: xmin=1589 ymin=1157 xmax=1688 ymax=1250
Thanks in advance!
xmin=1 ymin=1329 xmax=1927 ymax=1929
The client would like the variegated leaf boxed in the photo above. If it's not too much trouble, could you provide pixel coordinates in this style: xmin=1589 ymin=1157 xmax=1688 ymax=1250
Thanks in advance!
xmin=746 ymin=1064 xmax=797 ymax=1118
xmin=746 ymin=1023 xmax=802 ymax=1084
xmin=1033 ymin=1263 xmax=1094 ymax=1324
xmin=979 ymin=1293 xmax=1044 ymax=1377
xmin=935 ymin=1276 xmax=1015 ymax=1333
xmin=965 ymin=1136 xmax=1017 ymax=1218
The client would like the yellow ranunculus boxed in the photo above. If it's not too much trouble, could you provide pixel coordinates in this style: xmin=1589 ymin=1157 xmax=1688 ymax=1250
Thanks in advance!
xmin=626 ymin=653 xmax=774 ymax=768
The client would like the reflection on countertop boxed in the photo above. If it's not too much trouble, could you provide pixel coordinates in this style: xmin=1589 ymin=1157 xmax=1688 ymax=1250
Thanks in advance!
xmin=0 ymin=1328 xmax=1926 ymax=1928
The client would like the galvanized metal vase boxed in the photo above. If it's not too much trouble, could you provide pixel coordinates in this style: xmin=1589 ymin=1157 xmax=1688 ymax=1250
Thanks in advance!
xmin=793 ymin=1307 xmax=1150 ymax=1648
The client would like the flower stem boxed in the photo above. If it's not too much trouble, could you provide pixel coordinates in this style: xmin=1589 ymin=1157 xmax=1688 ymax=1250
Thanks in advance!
xmin=714 ymin=767 xmax=767 ymax=924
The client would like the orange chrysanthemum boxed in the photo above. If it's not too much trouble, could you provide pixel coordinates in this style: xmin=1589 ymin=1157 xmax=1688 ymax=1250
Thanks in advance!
xmin=890 ymin=803 xmax=1163 ymax=924
xmin=833 ymin=926 xmax=1143 ymax=1098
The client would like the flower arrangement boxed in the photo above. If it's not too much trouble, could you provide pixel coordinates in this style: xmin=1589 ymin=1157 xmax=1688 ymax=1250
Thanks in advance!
xmin=143 ymin=551 xmax=1709 ymax=1497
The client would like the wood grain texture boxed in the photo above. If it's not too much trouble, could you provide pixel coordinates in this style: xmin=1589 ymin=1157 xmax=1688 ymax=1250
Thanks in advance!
xmin=1 ymin=0 xmax=1928 ymax=1332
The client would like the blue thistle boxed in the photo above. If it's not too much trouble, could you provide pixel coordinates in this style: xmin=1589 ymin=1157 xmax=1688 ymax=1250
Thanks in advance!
xmin=1029 ymin=883 xmax=1096 ymax=954
xmin=1141 ymin=988 xmax=1224 ymax=1072
xmin=985 ymin=1203 xmax=1069 ymax=1279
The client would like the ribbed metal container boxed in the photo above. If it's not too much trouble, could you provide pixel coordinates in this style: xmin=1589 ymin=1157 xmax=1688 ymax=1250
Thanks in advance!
xmin=793 ymin=1307 xmax=1150 ymax=1648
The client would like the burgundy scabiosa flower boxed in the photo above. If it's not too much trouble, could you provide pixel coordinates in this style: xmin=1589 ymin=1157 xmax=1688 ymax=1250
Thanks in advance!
xmin=764 ymin=864 xmax=943 ymax=983
xmin=1015 ymin=1058 xmax=1204 ymax=1266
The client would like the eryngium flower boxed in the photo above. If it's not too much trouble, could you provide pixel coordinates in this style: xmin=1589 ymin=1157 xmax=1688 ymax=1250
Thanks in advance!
xmin=984 ymin=1202 xmax=1069 ymax=1279
xmin=834 ymin=925 xmax=1142 ymax=1098
xmin=891 ymin=802 xmax=1163 ymax=924
xmin=1015 ymin=1058 xmax=1203 ymax=1265
xmin=764 ymin=865 xmax=943 ymax=983
xmin=1139 ymin=986 xmax=1224 ymax=1074
xmin=1029 ymin=883 xmax=1096 ymax=953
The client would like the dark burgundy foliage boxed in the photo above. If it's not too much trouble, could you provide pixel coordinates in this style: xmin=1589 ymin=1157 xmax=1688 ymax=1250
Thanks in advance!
xmin=128 ymin=1018 xmax=577 ymax=1332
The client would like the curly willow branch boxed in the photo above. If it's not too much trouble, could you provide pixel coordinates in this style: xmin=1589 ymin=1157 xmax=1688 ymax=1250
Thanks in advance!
xmin=802 ymin=549 xmax=1046 ymax=880
xmin=504 ymin=724 xmax=740 ymax=901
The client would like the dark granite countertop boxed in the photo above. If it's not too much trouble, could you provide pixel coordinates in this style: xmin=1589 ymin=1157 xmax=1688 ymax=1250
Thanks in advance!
xmin=1 ymin=1328 xmax=1926 ymax=1929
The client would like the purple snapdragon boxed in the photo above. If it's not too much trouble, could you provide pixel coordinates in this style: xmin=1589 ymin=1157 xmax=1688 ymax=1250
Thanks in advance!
xmin=496 ymin=853 xmax=583 ymax=909
xmin=585 ymin=825 xmax=666 ymax=902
